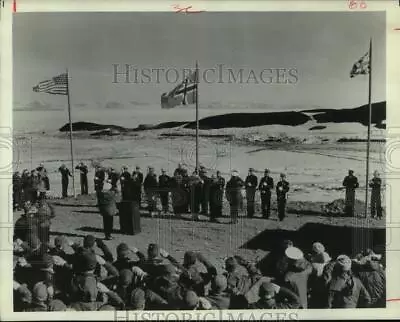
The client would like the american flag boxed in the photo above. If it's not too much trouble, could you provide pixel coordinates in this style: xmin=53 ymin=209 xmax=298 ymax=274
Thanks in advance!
xmin=161 ymin=70 xmax=197 ymax=109
xmin=350 ymin=51 xmax=370 ymax=78
xmin=32 ymin=73 xmax=68 ymax=95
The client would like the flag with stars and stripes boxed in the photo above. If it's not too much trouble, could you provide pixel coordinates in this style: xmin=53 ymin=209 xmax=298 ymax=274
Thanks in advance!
xmin=161 ymin=70 xmax=197 ymax=109
xmin=33 ymin=73 xmax=68 ymax=95
xmin=350 ymin=51 xmax=370 ymax=78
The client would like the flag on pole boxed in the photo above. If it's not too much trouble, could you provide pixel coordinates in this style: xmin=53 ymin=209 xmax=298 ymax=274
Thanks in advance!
xmin=350 ymin=51 xmax=370 ymax=78
xmin=161 ymin=70 xmax=198 ymax=109
xmin=33 ymin=73 xmax=68 ymax=95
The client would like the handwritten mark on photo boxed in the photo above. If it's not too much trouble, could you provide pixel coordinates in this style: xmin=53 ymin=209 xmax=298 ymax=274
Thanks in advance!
xmin=172 ymin=4 xmax=206 ymax=14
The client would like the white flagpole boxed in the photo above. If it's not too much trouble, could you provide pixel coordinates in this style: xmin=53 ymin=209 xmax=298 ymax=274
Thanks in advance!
xmin=364 ymin=38 xmax=372 ymax=218
xmin=66 ymin=69 xmax=76 ymax=198
xmin=195 ymin=61 xmax=199 ymax=171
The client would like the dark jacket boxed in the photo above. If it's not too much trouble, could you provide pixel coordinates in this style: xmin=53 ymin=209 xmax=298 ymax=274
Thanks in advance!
xmin=356 ymin=262 xmax=385 ymax=307
xmin=276 ymin=180 xmax=290 ymax=199
xmin=245 ymin=174 xmax=258 ymax=190
xmin=369 ymin=177 xmax=381 ymax=192
xmin=328 ymin=275 xmax=371 ymax=308
xmin=143 ymin=174 xmax=158 ymax=191
xmin=97 ymin=190 xmax=118 ymax=217
xmin=248 ymin=286 xmax=301 ymax=309
xmin=284 ymin=259 xmax=313 ymax=308
xmin=158 ymin=174 xmax=171 ymax=190
xmin=258 ymin=176 xmax=274 ymax=193
xmin=226 ymin=177 xmax=244 ymax=205
xmin=343 ymin=175 xmax=359 ymax=190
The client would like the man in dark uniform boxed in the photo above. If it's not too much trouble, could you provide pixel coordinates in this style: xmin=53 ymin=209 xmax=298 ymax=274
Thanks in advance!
xmin=276 ymin=173 xmax=289 ymax=221
xmin=143 ymin=167 xmax=158 ymax=217
xmin=119 ymin=166 xmax=130 ymax=200
xmin=182 ymin=169 xmax=190 ymax=213
xmin=258 ymin=169 xmax=274 ymax=219
xmin=118 ymin=171 xmax=141 ymax=235
xmin=97 ymin=188 xmax=118 ymax=240
xmin=226 ymin=170 xmax=244 ymax=224
xmin=342 ymin=170 xmax=359 ymax=217
xmin=21 ymin=169 xmax=31 ymax=204
xmin=75 ymin=162 xmax=89 ymax=195
xmin=209 ymin=171 xmax=225 ymax=222
xmin=171 ymin=173 xmax=185 ymax=216
xmin=94 ymin=165 xmax=106 ymax=193
xmin=173 ymin=163 xmax=186 ymax=177
xmin=107 ymin=167 xmax=120 ymax=191
xmin=199 ymin=167 xmax=211 ymax=216
xmin=58 ymin=164 xmax=72 ymax=198
xmin=133 ymin=166 xmax=144 ymax=207
xmin=13 ymin=171 xmax=23 ymax=211
xmin=245 ymin=168 xmax=258 ymax=218
xmin=370 ymin=170 xmax=382 ymax=219
xmin=188 ymin=170 xmax=202 ymax=220
xmin=158 ymin=169 xmax=171 ymax=214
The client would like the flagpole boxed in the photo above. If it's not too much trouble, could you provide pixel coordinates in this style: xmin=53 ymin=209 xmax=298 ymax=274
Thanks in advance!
xmin=195 ymin=61 xmax=199 ymax=171
xmin=364 ymin=38 xmax=372 ymax=218
xmin=66 ymin=69 xmax=76 ymax=198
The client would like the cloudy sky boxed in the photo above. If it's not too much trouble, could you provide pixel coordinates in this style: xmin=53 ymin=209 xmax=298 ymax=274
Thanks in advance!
xmin=13 ymin=12 xmax=385 ymax=109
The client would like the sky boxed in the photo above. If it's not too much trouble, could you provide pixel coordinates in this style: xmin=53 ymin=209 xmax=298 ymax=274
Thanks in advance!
xmin=13 ymin=12 xmax=386 ymax=109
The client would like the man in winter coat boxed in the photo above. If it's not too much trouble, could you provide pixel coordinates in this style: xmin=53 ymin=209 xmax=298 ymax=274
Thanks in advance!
xmin=343 ymin=170 xmax=359 ymax=217
xmin=225 ymin=170 xmax=244 ymax=224
xmin=258 ymin=169 xmax=274 ymax=219
xmin=245 ymin=168 xmax=258 ymax=218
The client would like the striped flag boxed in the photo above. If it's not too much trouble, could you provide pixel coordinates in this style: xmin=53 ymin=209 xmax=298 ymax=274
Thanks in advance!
xmin=33 ymin=73 xmax=68 ymax=95
xmin=161 ymin=70 xmax=197 ymax=109
xmin=350 ymin=51 xmax=370 ymax=78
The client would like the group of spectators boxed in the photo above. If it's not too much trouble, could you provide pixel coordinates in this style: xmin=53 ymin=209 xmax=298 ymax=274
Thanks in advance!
xmin=13 ymin=204 xmax=386 ymax=311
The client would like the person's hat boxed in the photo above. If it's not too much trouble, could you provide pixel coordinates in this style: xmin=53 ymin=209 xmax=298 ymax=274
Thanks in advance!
xmin=130 ymin=288 xmax=146 ymax=310
xmin=161 ymin=168 xmax=166 ymax=172
xmin=349 ymin=169 xmax=354 ymax=174
xmin=249 ymin=167 xmax=255 ymax=171
xmin=312 ymin=242 xmax=325 ymax=254
xmin=136 ymin=166 xmax=141 ymax=170
xmin=264 ymin=169 xmax=270 ymax=173
xmin=285 ymin=247 xmax=304 ymax=260
xmin=32 ymin=282 xmax=48 ymax=303
xmin=231 ymin=170 xmax=239 ymax=177
xmin=83 ymin=235 xmax=96 ymax=249
xmin=336 ymin=254 xmax=352 ymax=271
xmin=280 ymin=173 xmax=286 ymax=178
xmin=183 ymin=290 xmax=199 ymax=309
xmin=211 ymin=275 xmax=228 ymax=293
xmin=373 ymin=170 xmax=379 ymax=176
xmin=117 ymin=243 xmax=131 ymax=259
xmin=147 ymin=243 xmax=159 ymax=259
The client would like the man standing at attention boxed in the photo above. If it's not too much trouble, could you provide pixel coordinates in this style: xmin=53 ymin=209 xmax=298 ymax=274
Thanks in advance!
xmin=58 ymin=164 xmax=72 ymax=198
xmin=258 ymin=169 xmax=274 ymax=219
xmin=245 ymin=168 xmax=258 ymax=218
xmin=143 ymin=167 xmax=158 ymax=217
xmin=226 ymin=170 xmax=244 ymax=224
xmin=342 ymin=170 xmax=359 ymax=217
xmin=369 ymin=170 xmax=382 ymax=219
xmin=276 ymin=173 xmax=289 ymax=221
xmin=75 ymin=161 xmax=89 ymax=195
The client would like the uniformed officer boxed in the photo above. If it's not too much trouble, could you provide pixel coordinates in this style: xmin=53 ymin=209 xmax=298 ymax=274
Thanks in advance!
xmin=133 ymin=166 xmax=144 ymax=207
xmin=173 ymin=163 xmax=186 ymax=177
xmin=36 ymin=163 xmax=50 ymax=193
xmin=58 ymin=164 xmax=72 ymax=198
xmin=209 ymin=171 xmax=225 ymax=222
xmin=258 ymin=169 xmax=274 ymax=219
xmin=245 ymin=168 xmax=258 ymax=218
xmin=158 ymin=169 xmax=171 ymax=213
xmin=119 ymin=166 xmax=131 ymax=200
xmin=189 ymin=170 xmax=202 ymax=220
xmin=342 ymin=170 xmax=359 ymax=217
xmin=171 ymin=172 xmax=186 ymax=216
xmin=75 ymin=162 xmax=89 ymax=195
xmin=276 ymin=173 xmax=289 ymax=221
xmin=107 ymin=167 xmax=120 ymax=191
xmin=97 ymin=186 xmax=118 ymax=240
xmin=226 ymin=170 xmax=244 ymax=224
xmin=199 ymin=167 xmax=211 ymax=215
xmin=94 ymin=165 xmax=106 ymax=193
xmin=143 ymin=167 xmax=158 ymax=217
xmin=369 ymin=170 xmax=382 ymax=219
